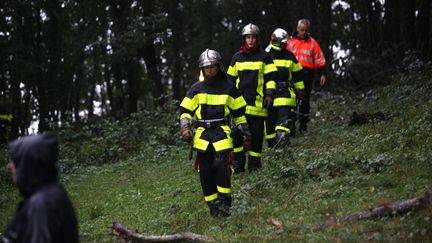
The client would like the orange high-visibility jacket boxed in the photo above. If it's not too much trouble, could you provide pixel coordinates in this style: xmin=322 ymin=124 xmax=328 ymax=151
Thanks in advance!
xmin=287 ymin=36 xmax=326 ymax=69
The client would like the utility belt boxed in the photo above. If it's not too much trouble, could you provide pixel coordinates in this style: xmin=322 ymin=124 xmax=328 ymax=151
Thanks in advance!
xmin=195 ymin=118 xmax=228 ymax=128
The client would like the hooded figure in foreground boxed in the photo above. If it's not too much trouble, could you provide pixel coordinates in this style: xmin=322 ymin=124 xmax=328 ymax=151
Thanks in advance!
xmin=3 ymin=133 xmax=79 ymax=243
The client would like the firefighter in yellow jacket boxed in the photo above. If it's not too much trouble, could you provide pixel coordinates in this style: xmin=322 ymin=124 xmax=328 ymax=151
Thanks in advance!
xmin=265 ymin=28 xmax=305 ymax=148
xmin=179 ymin=49 xmax=251 ymax=217
xmin=227 ymin=23 xmax=277 ymax=173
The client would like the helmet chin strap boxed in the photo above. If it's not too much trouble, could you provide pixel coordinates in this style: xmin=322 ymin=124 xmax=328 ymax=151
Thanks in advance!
xmin=199 ymin=70 xmax=205 ymax=82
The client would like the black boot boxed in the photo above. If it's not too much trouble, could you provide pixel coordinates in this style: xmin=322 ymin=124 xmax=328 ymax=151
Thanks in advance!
xmin=232 ymin=152 xmax=246 ymax=174
xmin=207 ymin=200 xmax=219 ymax=217
xmin=218 ymin=195 xmax=232 ymax=217
xmin=248 ymin=156 xmax=262 ymax=172
xmin=299 ymin=122 xmax=307 ymax=133
xmin=288 ymin=120 xmax=296 ymax=137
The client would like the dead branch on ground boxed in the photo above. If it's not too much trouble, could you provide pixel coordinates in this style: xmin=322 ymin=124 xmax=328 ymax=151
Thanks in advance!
xmin=287 ymin=191 xmax=431 ymax=231
xmin=111 ymin=222 xmax=214 ymax=242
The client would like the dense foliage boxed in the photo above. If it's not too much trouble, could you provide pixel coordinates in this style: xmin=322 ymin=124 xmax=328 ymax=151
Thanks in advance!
xmin=1 ymin=0 xmax=431 ymax=137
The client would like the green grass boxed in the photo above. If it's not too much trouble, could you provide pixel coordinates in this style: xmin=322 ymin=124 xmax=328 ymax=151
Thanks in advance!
xmin=1 ymin=71 xmax=432 ymax=242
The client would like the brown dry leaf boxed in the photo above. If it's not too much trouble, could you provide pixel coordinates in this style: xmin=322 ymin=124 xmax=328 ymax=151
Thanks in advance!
xmin=267 ymin=217 xmax=283 ymax=232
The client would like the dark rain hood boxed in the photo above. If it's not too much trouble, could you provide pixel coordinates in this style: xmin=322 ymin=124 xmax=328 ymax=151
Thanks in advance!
xmin=9 ymin=133 xmax=59 ymax=197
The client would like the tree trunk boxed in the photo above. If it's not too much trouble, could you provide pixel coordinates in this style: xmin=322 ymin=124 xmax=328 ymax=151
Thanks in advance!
xmin=125 ymin=57 xmax=140 ymax=114
xmin=9 ymin=76 xmax=22 ymax=139
xmin=141 ymin=42 xmax=163 ymax=108
xmin=105 ymin=63 xmax=115 ymax=118
xmin=317 ymin=0 xmax=332 ymax=70
xmin=33 ymin=4 xmax=50 ymax=132
xmin=384 ymin=0 xmax=400 ymax=43
xmin=400 ymin=1 xmax=416 ymax=51
xmin=139 ymin=0 xmax=163 ymax=108
xmin=168 ymin=2 xmax=185 ymax=101
xmin=417 ymin=0 xmax=430 ymax=60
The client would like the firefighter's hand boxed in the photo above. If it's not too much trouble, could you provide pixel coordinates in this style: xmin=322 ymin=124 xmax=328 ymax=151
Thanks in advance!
xmin=320 ymin=75 xmax=327 ymax=86
xmin=263 ymin=96 xmax=274 ymax=108
xmin=243 ymin=137 xmax=252 ymax=151
xmin=181 ymin=127 xmax=193 ymax=143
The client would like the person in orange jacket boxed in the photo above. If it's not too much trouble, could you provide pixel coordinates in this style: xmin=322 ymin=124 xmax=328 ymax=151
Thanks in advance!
xmin=287 ymin=19 xmax=327 ymax=133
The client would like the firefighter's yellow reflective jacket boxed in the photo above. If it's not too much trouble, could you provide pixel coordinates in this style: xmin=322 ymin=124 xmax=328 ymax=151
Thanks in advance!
xmin=267 ymin=44 xmax=305 ymax=107
xmin=179 ymin=72 xmax=247 ymax=152
xmin=227 ymin=48 xmax=277 ymax=117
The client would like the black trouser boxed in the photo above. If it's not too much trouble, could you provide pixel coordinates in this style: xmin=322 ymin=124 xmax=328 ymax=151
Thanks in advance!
xmin=265 ymin=106 xmax=293 ymax=147
xmin=265 ymin=107 xmax=277 ymax=147
xmin=198 ymin=144 xmax=231 ymax=215
xmin=299 ymin=68 xmax=314 ymax=125
xmin=233 ymin=115 xmax=265 ymax=172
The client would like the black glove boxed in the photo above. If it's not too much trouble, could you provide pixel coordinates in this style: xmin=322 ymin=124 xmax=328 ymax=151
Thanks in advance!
xmin=237 ymin=123 xmax=252 ymax=151
xmin=295 ymin=89 xmax=305 ymax=101
xmin=263 ymin=96 xmax=274 ymax=108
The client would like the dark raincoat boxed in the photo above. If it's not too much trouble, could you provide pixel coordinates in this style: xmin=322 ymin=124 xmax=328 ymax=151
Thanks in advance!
xmin=2 ymin=133 xmax=79 ymax=243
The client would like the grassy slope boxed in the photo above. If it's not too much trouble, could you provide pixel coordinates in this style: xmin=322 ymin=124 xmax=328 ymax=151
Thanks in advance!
xmin=1 ymin=73 xmax=431 ymax=242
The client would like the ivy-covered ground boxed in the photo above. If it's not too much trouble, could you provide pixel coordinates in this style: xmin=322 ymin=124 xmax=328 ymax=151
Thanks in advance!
xmin=1 ymin=63 xmax=431 ymax=242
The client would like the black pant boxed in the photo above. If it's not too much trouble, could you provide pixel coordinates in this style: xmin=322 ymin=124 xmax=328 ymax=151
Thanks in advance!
xmin=198 ymin=145 xmax=231 ymax=201
xmin=299 ymin=68 xmax=314 ymax=125
xmin=266 ymin=105 xmax=294 ymax=146
xmin=233 ymin=115 xmax=265 ymax=172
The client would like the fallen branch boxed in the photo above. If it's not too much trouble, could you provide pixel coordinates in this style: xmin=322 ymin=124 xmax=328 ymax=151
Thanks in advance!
xmin=111 ymin=222 xmax=214 ymax=242
xmin=288 ymin=191 xmax=431 ymax=231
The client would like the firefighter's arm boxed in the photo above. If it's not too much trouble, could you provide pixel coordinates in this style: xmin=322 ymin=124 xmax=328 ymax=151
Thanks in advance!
xmin=228 ymin=88 xmax=251 ymax=150
xmin=179 ymin=94 xmax=197 ymax=143
xmin=292 ymin=62 xmax=306 ymax=100
xmin=312 ymin=38 xmax=327 ymax=86
xmin=228 ymin=87 xmax=247 ymax=126
xmin=263 ymin=55 xmax=278 ymax=107
xmin=226 ymin=60 xmax=238 ymax=85
xmin=179 ymin=113 xmax=193 ymax=143
xmin=317 ymin=65 xmax=327 ymax=86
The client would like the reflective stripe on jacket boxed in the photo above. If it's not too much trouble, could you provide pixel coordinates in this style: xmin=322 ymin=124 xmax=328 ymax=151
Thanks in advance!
xmin=287 ymin=37 xmax=325 ymax=69
xmin=227 ymin=48 xmax=277 ymax=117
xmin=179 ymin=73 xmax=247 ymax=152
xmin=268 ymin=45 xmax=305 ymax=107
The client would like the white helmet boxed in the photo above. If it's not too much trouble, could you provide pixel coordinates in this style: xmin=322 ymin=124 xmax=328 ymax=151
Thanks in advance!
xmin=198 ymin=49 xmax=224 ymax=71
xmin=241 ymin=23 xmax=260 ymax=36
xmin=270 ymin=28 xmax=289 ymax=47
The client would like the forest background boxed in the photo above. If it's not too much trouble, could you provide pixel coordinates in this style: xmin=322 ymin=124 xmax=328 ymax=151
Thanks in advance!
xmin=1 ymin=0 xmax=431 ymax=135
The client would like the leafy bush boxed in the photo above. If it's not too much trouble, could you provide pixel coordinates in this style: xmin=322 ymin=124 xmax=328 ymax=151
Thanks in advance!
xmin=57 ymin=99 xmax=181 ymax=174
